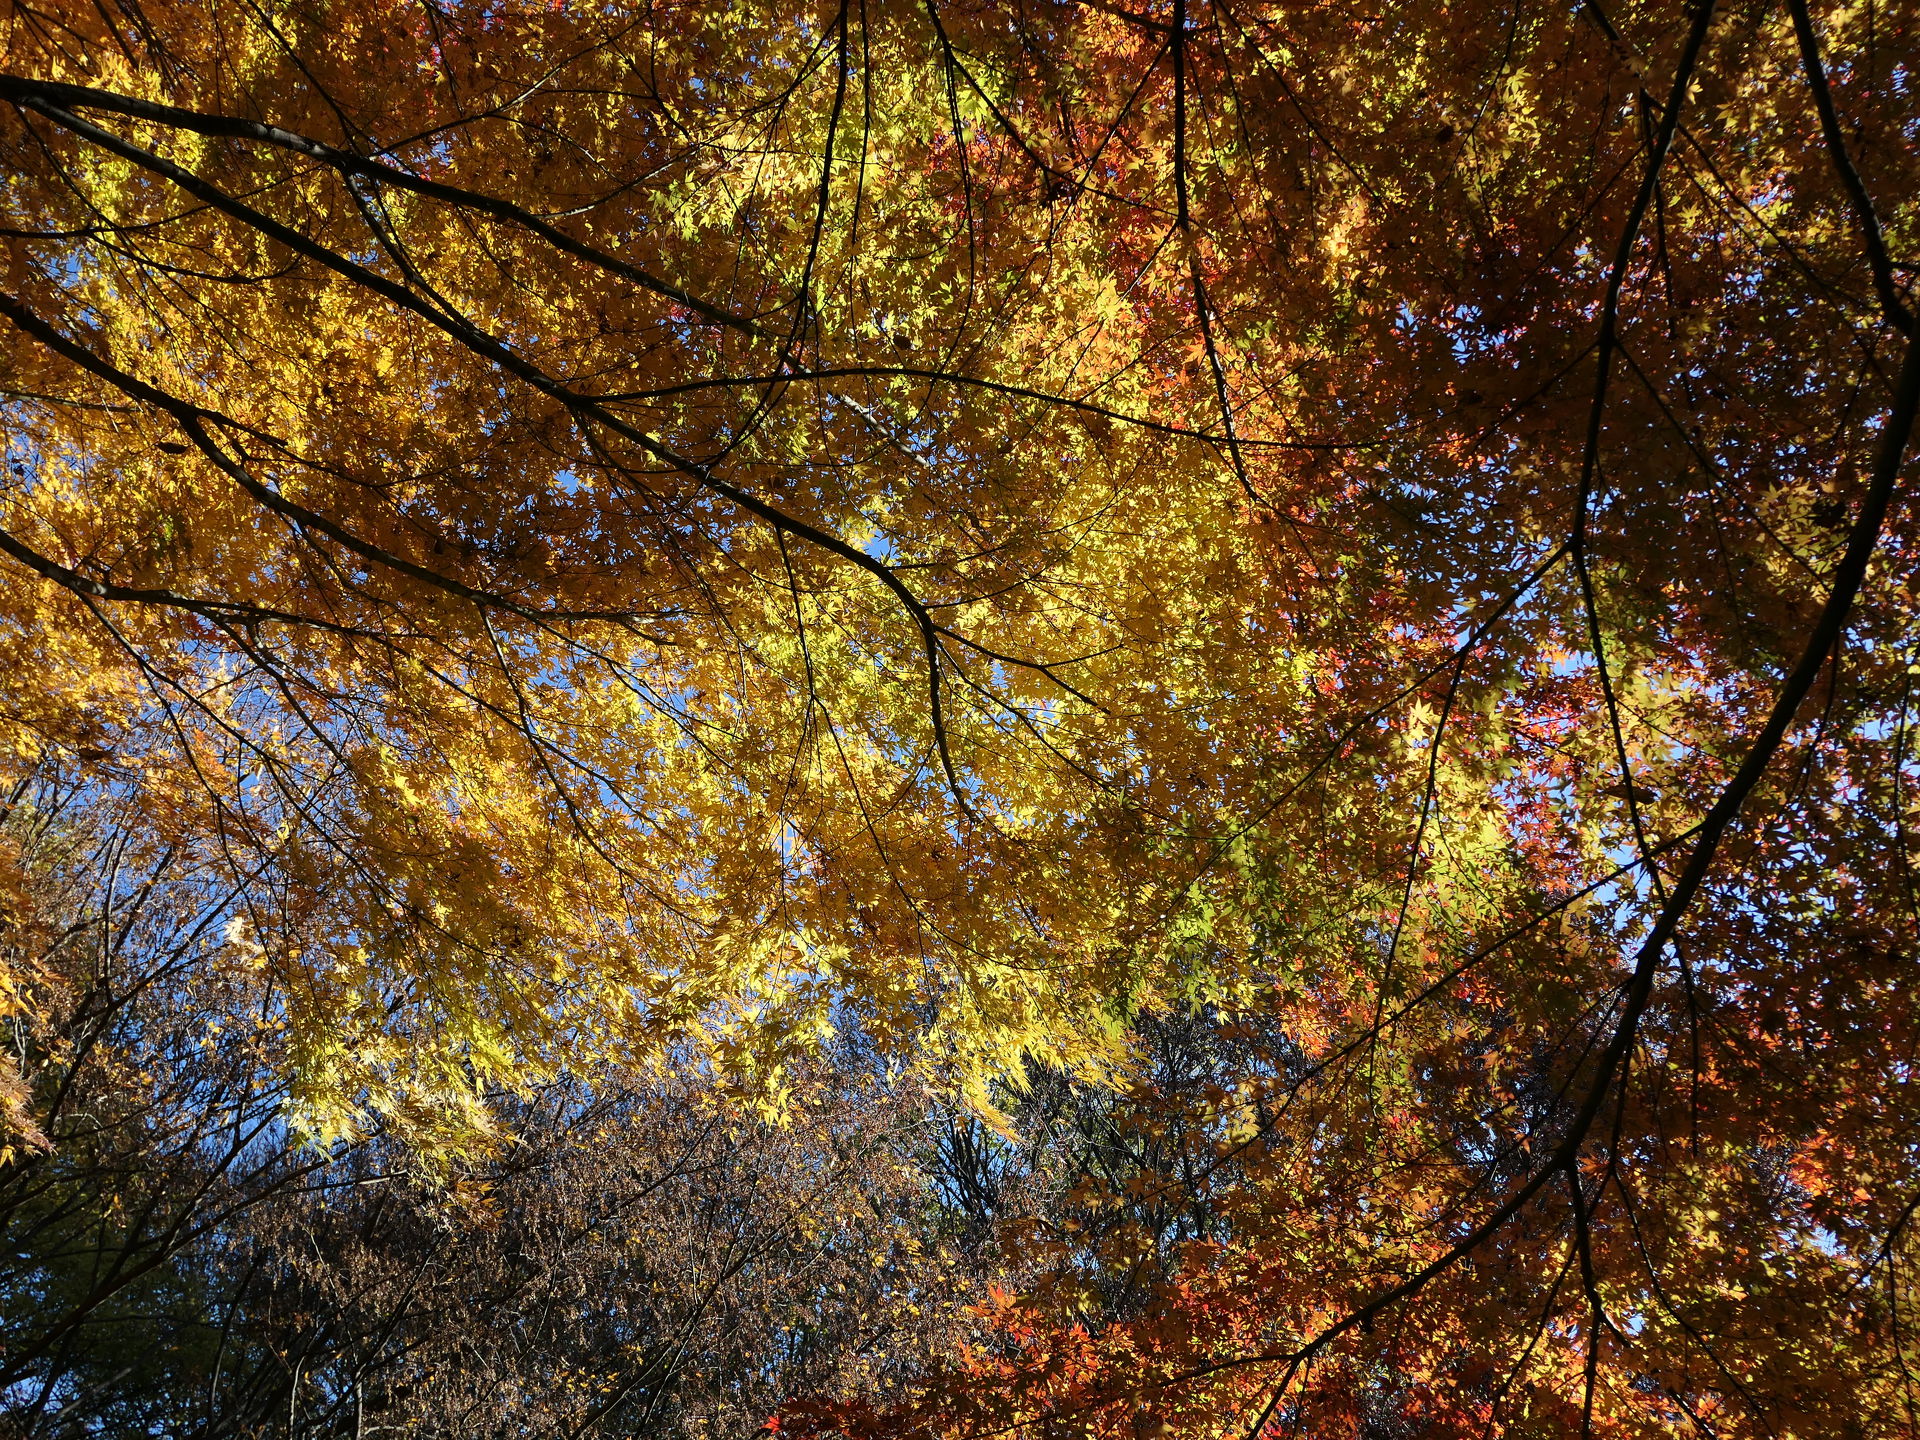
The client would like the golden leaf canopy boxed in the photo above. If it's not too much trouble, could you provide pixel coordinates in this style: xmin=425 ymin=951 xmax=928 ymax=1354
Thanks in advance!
xmin=2 ymin=0 xmax=1915 ymax=1174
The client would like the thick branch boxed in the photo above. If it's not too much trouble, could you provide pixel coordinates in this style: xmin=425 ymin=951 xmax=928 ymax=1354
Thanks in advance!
xmin=0 ymin=73 xmax=768 ymax=337
xmin=1783 ymin=0 xmax=1914 ymax=334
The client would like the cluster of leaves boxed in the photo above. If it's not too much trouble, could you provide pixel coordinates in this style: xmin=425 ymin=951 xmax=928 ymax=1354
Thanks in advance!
xmin=3 ymin=0 xmax=1919 ymax=1433
xmin=0 ymin=766 xmax=988 ymax=1435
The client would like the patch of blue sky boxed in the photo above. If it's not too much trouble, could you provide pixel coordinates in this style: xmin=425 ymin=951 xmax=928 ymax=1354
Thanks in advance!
xmin=858 ymin=527 xmax=899 ymax=565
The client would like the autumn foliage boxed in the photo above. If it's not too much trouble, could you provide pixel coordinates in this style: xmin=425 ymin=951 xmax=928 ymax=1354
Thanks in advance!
xmin=2 ymin=0 xmax=1918 ymax=1433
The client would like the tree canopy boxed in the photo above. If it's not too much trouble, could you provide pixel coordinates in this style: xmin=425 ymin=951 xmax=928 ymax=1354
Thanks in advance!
xmin=2 ymin=0 xmax=1917 ymax=1433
